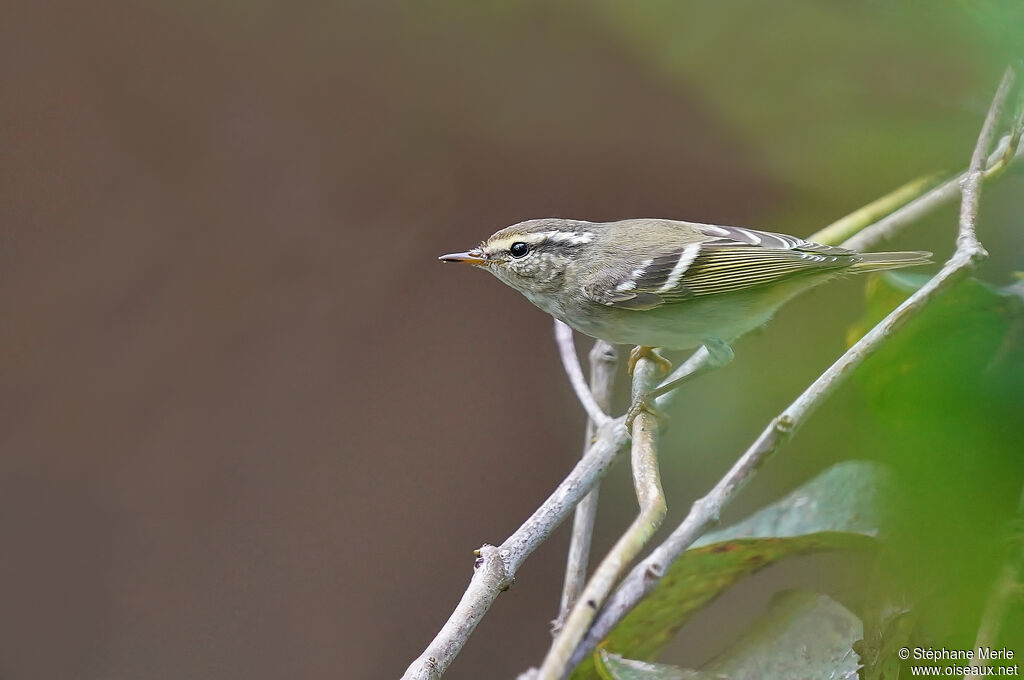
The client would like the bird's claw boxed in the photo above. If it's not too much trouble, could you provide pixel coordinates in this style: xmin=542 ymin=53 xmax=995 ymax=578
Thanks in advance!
xmin=624 ymin=392 xmax=669 ymax=431
xmin=627 ymin=346 xmax=672 ymax=376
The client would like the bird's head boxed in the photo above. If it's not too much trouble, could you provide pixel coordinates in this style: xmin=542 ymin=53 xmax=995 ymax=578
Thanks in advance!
xmin=439 ymin=218 xmax=596 ymax=296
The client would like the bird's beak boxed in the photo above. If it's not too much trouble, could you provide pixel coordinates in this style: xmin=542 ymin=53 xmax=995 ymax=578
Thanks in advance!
xmin=438 ymin=248 xmax=487 ymax=265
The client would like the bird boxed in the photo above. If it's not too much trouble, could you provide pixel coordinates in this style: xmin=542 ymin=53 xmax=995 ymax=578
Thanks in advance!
xmin=440 ymin=217 xmax=930 ymax=418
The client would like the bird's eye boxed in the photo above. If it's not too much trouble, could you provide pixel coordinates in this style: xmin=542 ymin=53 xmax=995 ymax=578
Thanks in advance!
xmin=509 ymin=242 xmax=530 ymax=258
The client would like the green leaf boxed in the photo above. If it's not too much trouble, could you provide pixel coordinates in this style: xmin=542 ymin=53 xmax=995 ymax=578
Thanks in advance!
xmin=694 ymin=459 xmax=887 ymax=545
xmin=701 ymin=590 xmax=862 ymax=679
xmin=571 ymin=462 xmax=888 ymax=679
xmin=598 ymin=591 xmax=862 ymax=680
xmin=598 ymin=651 xmax=713 ymax=680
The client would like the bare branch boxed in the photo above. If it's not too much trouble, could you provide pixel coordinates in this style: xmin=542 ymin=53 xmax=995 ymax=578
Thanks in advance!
xmin=554 ymin=320 xmax=612 ymax=426
xmin=555 ymin=339 xmax=618 ymax=631
xmin=404 ymin=66 xmax=1023 ymax=680
xmin=539 ymin=356 xmax=667 ymax=680
xmin=569 ymin=65 xmax=1016 ymax=670
xmin=402 ymin=353 xmax=706 ymax=680
xmin=810 ymin=173 xmax=943 ymax=246
xmin=959 ymin=68 xmax=1015 ymax=251
xmin=401 ymin=416 xmax=629 ymax=680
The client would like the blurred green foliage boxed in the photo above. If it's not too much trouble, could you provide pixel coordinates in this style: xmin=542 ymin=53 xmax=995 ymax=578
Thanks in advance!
xmin=594 ymin=1 xmax=1004 ymax=206
xmin=851 ymin=272 xmax=1024 ymax=654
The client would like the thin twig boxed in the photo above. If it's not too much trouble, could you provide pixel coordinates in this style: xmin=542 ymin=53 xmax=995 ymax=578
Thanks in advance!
xmin=568 ymin=66 xmax=1015 ymax=671
xmin=811 ymin=173 xmax=943 ymax=246
xmin=538 ymin=355 xmax=667 ymax=679
xmin=554 ymin=320 xmax=611 ymax=426
xmin=400 ymin=419 xmax=628 ymax=680
xmin=841 ymin=132 xmax=1021 ymax=252
xmin=555 ymin=338 xmax=618 ymax=631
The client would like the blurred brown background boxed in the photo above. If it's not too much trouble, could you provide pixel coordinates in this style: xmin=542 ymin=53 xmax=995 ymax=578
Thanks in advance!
xmin=2 ymin=2 xmax=1022 ymax=679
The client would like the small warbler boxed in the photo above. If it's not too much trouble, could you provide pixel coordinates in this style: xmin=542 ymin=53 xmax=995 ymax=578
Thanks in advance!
xmin=441 ymin=218 xmax=929 ymax=415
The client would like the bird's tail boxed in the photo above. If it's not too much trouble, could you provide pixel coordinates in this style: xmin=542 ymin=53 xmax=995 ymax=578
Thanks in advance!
xmin=850 ymin=250 xmax=932 ymax=273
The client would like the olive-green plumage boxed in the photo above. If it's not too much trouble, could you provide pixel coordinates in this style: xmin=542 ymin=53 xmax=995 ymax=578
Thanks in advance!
xmin=440 ymin=218 xmax=930 ymax=350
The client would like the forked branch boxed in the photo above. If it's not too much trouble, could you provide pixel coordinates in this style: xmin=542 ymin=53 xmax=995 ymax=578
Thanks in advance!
xmin=402 ymin=65 xmax=1020 ymax=680
xmin=568 ymin=65 xmax=1016 ymax=672
xmin=554 ymin=332 xmax=618 ymax=631
xmin=538 ymin=354 xmax=667 ymax=679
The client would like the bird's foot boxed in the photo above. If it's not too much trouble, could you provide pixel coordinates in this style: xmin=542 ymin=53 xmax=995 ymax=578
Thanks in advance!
xmin=624 ymin=392 xmax=669 ymax=431
xmin=627 ymin=346 xmax=672 ymax=376
xmin=625 ymin=346 xmax=672 ymax=430
xmin=703 ymin=338 xmax=735 ymax=368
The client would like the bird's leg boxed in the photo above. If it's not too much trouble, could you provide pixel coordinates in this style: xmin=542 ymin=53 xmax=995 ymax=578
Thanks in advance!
xmin=704 ymin=338 xmax=736 ymax=365
xmin=649 ymin=338 xmax=733 ymax=401
xmin=624 ymin=346 xmax=671 ymax=429
xmin=627 ymin=346 xmax=672 ymax=376
xmin=625 ymin=394 xmax=669 ymax=430
xmin=625 ymin=339 xmax=734 ymax=429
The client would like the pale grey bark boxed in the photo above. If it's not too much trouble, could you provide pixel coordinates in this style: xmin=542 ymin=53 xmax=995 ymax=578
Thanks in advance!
xmin=538 ymin=354 xmax=667 ymax=679
xmin=554 ymin=332 xmax=618 ymax=632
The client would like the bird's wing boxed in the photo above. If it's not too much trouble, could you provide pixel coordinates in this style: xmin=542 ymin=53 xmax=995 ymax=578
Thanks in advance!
xmin=582 ymin=224 xmax=859 ymax=310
